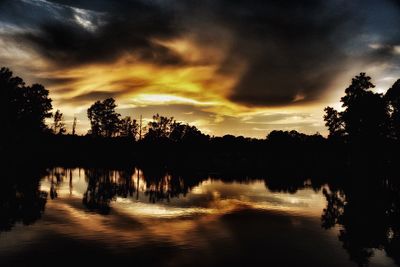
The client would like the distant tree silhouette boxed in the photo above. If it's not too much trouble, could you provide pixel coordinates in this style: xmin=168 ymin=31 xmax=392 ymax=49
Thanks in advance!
xmin=87 ymin=98 xmax=121 ymax=137
xmin=168 ymin=121 xmax=186 ymax=142
xmin=145 ymin=113 xmax=175 ymax=140
xmin=0 ymin=67 xmax=52 ymax=144
xmin=119 ymin=116 xmax=138 ymax=139
xmin=267 ymin=130 xmax=306 ymax=143
xmin=72 ymin=116 xmax=77 ymax=135
xmin=169 ymin=122 xmax=206 ymax=143
xmin=52 ymin=109 xmax=66 ymax=135
xmin=143 ymin=114 xmax=208 ymax=143
xmin=266 ymin=130 xmax=323 ymax=145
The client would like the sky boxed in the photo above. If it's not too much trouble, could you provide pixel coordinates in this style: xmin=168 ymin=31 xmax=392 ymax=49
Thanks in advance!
xmin=1 ymin=0 xmax=400 ymax=137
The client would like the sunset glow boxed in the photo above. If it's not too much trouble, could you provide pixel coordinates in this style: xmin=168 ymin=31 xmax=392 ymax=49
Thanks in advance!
xmin=1 ymin=0 xmax=400 ymax=137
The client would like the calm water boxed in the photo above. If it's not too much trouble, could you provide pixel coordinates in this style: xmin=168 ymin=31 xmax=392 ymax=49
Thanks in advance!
xmin=0 ymin=167 xmax=398 ymax=267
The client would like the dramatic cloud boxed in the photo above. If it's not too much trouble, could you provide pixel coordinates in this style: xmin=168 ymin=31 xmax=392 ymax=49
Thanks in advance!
xmin=0 ymin=0 xmax=186 ymax=67
xmin=176 ymin=0 xmax=400 ymax=106
xmin=1 ymin=0 xmax=400 ymax=136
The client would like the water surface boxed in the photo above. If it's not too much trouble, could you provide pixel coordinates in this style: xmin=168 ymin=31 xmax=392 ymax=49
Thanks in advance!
xmin=0 ymin=167 xmax=398 ymax=267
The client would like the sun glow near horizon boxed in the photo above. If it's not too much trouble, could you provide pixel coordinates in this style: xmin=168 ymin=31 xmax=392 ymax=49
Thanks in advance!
xmin=36 ymin=52 xmax=330 ymax=137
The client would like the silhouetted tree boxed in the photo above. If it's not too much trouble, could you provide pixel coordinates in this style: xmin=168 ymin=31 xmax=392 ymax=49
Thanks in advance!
xmin=20 ymin=84 xmax=53 ymax=132
xmin=87 ymin=98 xmax=121 ymax=137
xmin=0 ymin=67 xmax=52 ymax=143
xmin=169 ymin=122 xmax=206 ymax=142
xmin=324 ymin=106 xmax=345 ymax=139
xmin=267 ymin=130 xmax=308 ymax=143
xmin=168 ymin=121 xmax=186 ymax=142
xmin=342 ymin=73 xmax=389 ymax=140
xmin=52 ymin=110 xmax=66 ymax=135
xmin=324 ymin=73 xmax=390 ymax=142
xmin=119 ymin=116 xmax=138 ymax=139
xmin=72 ymin=117 xmax=77 ymax=135
xmin=145 ymin=113 xmax=174 ymax=140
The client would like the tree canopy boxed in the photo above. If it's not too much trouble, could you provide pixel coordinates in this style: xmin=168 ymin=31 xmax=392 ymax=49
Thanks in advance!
xmin=119 ymin=117 xmax=139 ymax=139
xmin=324 ymin=73 xmax=397 ymax=142
xmin=87 ymin=98 xmax=121 ymax=137
xmin=0 ymin=67 xmax=52 ymax=142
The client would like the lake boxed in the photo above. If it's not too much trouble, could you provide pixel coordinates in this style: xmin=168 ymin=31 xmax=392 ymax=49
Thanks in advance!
xmin=0 ymin=167 xmax=398 ymax=267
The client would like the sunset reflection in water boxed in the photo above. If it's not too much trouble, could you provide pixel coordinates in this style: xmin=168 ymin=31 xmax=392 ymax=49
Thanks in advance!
xmin=0 ymin=167 xmax=396 ymax=267
xmin=35 ymin=168 xmax=327 ymax=247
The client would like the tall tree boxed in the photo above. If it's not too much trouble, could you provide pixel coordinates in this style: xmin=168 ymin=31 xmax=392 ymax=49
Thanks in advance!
xmin=87 ymin=98 xmax=121 ymax=137
xmin=324 ymin=73 xmax=390 ymax=141
xmin=19 ymin=84 xmax=53 ymax=133
xmin=72 ymin=117 xmax=77 ymax=135
xmin=341 ymin=73 xmax=389 ymax=140
xmin=53 ymin=110 xmax=66 ymax=135
xmin=146 ymin=114 xmax=174 ymax=140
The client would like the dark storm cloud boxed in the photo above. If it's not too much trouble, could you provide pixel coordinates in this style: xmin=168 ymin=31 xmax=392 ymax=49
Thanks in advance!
xmin=205 ymin=0 xmax=399 ymax=106
xmin=0 ymin=0 xmax=184 ymax=66
xmin=1 ymin=0 xmax=400 ymax=106
xmin=35 ymin=76 xmax=79 ymax=86
xmin=107 ymin=78 xmax=150 ymax=91
xmin=67 ymin=90 xmax=119 ymax=104
xmin=19 ymin=20 xmax=184 ymax=66
xmin=180 ymin=0 xmax=400 ymax=106
xmin=63 ymin=78 xmax=149 ymax=104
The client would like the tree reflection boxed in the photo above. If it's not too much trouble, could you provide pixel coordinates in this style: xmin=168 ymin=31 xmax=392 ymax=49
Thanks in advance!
xmin=48 ymin=168 xmax=65 ymax=199
xmin=321 ymin=171 xmax=400 ymax=266
xmin=0 ymin=167 xmax=48 ymax=232
xmin=2 ymin=164 xmax=400 ymax=267
xmin=81 ymin=167 xmax=204 ymax=211
xmin=83 ymin=169 xmax=124 ymax=214
xmin=77 ymin=165 xmax=400 ymax=266
xmin=253 ymin=166 xmax=400 ymax=267
xmin=140 ymin=167 xmax=203 ymax=203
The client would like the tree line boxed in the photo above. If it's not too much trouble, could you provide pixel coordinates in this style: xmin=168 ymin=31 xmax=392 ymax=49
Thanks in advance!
xmin=2 ymin=66 xmax=400 ymax=149
xmin=86 ymin=97 xmax=207 ymax=142
xmin=0 ymin=66 xmax=209 ymax=144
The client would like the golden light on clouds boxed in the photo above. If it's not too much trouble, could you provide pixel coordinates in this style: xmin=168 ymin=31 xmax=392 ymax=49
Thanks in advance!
xmin=31 ymin=35 xmax=328 ymax=137
xmin=2 ymin=28 xmax=342 ymax=137
xmin=37 ymin=59 xmax=326 ymax=137
xmin=48 ymin=45 xmax=239 ymax=109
